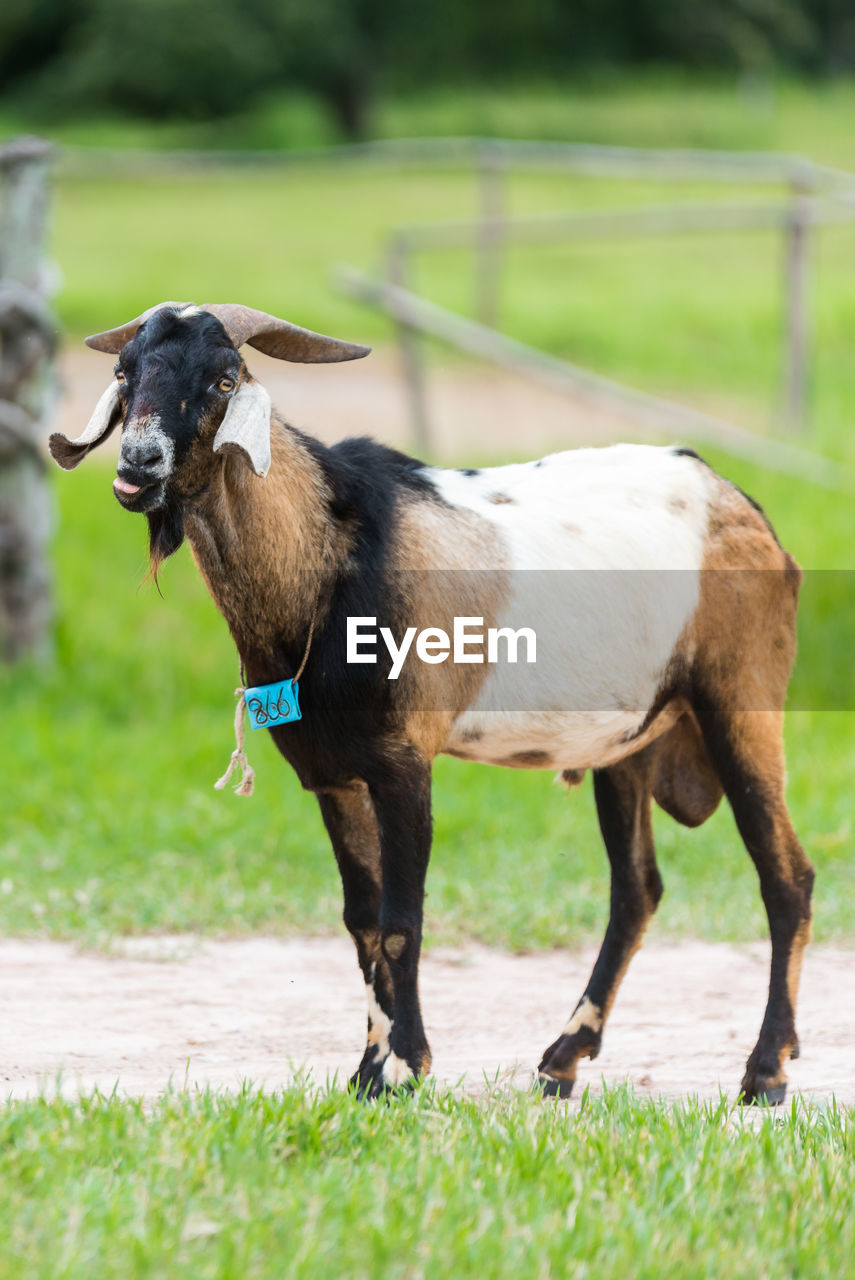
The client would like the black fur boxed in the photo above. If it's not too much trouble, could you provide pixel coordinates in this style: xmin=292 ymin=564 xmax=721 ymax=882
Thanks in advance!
xmin=147 ymin=502 xmax=185 ymax=571
xmin=240 ymin=435 xmax=439 ymax=793
xmin=671 ymin=445 xmax=782 ymax=546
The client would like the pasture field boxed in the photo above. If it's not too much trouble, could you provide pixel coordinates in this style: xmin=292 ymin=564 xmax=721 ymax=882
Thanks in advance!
xmin=3 ymin=78 xmax=855 ymax=1277
xmin=5 ymin=80 xmax=855 ymax=947
xmin=1 ymin=1084 xmax=853 ymax=1279
xmin=49 ymin=160 xmax=855 ymax=466
xmin=2 ymin=460 xmax=854 ymax=947
xmin=26 ymin=76 xmax=855 ymax=466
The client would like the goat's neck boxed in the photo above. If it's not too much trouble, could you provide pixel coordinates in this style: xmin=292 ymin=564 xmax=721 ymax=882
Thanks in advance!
xmin=184 ymin=420 xmax=335 ymax=671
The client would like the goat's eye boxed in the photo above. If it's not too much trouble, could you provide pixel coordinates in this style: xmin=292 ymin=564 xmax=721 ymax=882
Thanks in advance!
xmin=115 ymin=370 xmax=125 ymax=384
xmin=217 ymin=377 xmax=235 ymax=393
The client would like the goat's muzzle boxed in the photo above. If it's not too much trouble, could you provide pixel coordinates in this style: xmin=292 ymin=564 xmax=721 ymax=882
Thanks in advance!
xmin=114 ymin=416 xmax=174 ymax=511
xmin=113 ymin=465 xmax=167 ymax=513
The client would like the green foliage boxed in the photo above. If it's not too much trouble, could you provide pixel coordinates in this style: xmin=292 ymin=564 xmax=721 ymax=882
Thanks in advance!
xmin=0 ymin=1084 xmax=853 ymax=1278
xmin=3 ymin=1 xmax=855 ymax=133
xmin=40 ymin=0 xmax=281 ymax=121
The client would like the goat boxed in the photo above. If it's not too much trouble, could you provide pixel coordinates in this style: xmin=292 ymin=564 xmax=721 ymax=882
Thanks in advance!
xmin=50 ymin=301 xmax=814 ymax=1103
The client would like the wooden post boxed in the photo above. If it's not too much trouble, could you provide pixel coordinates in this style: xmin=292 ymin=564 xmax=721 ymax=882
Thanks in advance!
xmin=0 ymin=137 xmax=57 ymax=663
xmin=475 ymin=140 xmax=505 ymax=328
xmin=783 ymin=183 xmax=811 ymax=433
xmin=386 ymin=234 xmax=432 ymax=457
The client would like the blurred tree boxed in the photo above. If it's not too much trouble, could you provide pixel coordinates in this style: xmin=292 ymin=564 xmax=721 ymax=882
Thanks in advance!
xmin=30 ymin=0 xmax=280 ymax=120
xmin=0 ymin=0 xmax=85 ymax=98
xmin=245 ymin=0 xmax=397 ymax=139
xmin=0 ymin=0 xmax=849 ymax=137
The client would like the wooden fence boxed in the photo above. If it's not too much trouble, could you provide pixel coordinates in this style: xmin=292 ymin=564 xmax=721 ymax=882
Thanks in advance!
xmin=62 ymin=134 xmax=855 ymax=436
xmin=337 ymin=266 xmax=846 ymax=492
xmin=385 ymin=190 xmax=855 ymax=434
xmin=0 ymin=137 xmax=57 ymax=663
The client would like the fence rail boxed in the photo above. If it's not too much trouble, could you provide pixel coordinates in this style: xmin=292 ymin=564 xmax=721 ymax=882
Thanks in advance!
xmin=58 ymin=135 xmax=855 ymax=189
xmin=391 ymin=194 xmax=855 ymax=251
xmin=337 ymin=265 xmax=846 ymax=492
xmin=60 ymin=132 xmax=855 ymax=434
xmin=387 ymin=189 xmax=855 ymax=432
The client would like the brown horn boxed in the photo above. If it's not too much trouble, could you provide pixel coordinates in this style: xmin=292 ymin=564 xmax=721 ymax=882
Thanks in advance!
xmin=84 ymin=301 xmax=194 ymax=353
xmin=200 ymin=303 xmax=371 ymax=363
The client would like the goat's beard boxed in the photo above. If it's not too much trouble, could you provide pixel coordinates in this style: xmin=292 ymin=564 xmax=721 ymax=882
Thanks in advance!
xmin=146 ymin=501 xmax=185 ymax=589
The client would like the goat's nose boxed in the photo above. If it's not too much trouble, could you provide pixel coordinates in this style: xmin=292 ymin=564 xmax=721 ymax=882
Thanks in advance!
xmin=121 ymin=438 xmax=165 ymax=470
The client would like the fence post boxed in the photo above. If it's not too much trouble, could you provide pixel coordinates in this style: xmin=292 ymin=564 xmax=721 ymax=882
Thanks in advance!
xmin=475 ymin=140 xmax=506 ymax=328
xmin=783 ymin=179 xmax=812 ymax=433
xmin=386 ymin=234 xmax=432 ymax=457
xmin=0 ymin=137 xmax=57 ymax=663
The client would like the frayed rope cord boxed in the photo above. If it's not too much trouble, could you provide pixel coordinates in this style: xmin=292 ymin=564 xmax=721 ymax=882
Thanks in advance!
xmin=214 ymin=599 xmax=319 ymax=798
xmin=214 ymin=684 xmax=256 ymax=797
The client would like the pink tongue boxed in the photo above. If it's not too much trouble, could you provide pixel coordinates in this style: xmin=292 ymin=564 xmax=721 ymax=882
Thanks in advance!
xmin=114 ymin=477 xmax=140 ymax=495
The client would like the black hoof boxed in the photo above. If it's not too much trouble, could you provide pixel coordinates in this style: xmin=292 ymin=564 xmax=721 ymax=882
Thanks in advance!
xmin=364 ymin=1072 xmax=419 ymax=1103
xmin=741 ymin=1081 xmax=787 ymax=1107
xmin=536 ymin=1073 xmax=574 ymax=1100
xmin=349 ymin=1055 xmax=384 ymax=1100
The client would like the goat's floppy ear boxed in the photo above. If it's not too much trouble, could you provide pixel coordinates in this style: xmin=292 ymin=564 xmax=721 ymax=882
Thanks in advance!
xmin=84 ymin=301 xmax=193 ymax=354
xmin=212 ymin=380 xmax=272 ymax=477
xmin=48 ymin=380 xmax=123 ymax=470
xmin=201 ymin=303 xmax=371 ymax=363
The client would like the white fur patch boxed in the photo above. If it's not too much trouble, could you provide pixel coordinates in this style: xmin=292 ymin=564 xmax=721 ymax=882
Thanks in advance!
xmin=180 ymin=305 xmax=202 ymax=317
xmin=365 ymin=978 xmax=392 ymax=1062
xmin=561 ymin=996 xmax=603 ymax=1037
xmin=423 ymin=445 xmax=714 ymax=770
xmin=381 ymin=1051 xmax=413 ymax=1087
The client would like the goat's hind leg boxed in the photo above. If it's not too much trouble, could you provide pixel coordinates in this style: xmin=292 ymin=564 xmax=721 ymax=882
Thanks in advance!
xmin=316 ymin=783 xmax=394 ymax=1097
xmin=692 ymin=700 xmax=814 ymax=1104
xmin=538 ymin=749 xmax=662 ymax=1098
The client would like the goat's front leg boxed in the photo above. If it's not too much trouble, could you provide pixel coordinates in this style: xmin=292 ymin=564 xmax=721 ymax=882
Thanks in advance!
xmin=316 ymin=783 xmax=395 ymax=1097
xmin=365 ymin=752 xmax=434 ymax=1097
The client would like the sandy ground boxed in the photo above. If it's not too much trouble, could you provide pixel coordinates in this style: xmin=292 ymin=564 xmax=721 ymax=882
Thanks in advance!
xmin=2 ymin=936 xmax=852 ymax=1106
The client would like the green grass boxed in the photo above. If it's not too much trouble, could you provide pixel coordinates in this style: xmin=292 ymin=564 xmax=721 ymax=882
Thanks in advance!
xmin=3 ymin=77 xmax=855 ymax=1278
xmin=2 ymin=460 xmax=855 ymax=948
xmin=1 ymin=1083 xmax=853 ymax=1280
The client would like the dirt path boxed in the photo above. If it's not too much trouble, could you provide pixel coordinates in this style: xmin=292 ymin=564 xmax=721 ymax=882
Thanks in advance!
xmin=2 ymin=937 xmax=852 ymax=1105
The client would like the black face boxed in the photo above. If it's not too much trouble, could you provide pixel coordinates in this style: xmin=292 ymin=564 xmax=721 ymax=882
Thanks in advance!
xmin=112 ymin=308 xmax=241 ymax=516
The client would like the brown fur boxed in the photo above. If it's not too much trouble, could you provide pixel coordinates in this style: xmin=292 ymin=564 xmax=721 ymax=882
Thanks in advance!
xmin=184 ymin=402 xmax=341 ymax=661
xmin=651 ymin=711 xmax=723 ymax=827
xmin=501 ymin=750 xmax=554 ymax=767
xmin=391 ymin=495 xmax=510 ymax=760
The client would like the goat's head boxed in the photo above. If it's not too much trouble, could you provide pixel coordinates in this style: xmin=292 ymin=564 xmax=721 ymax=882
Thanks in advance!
xmin=50 ymin=301 xmax=369 ymax=563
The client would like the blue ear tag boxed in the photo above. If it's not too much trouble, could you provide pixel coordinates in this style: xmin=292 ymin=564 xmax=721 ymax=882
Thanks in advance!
xmin=244 ymin=679 xmax=302 ymax=729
